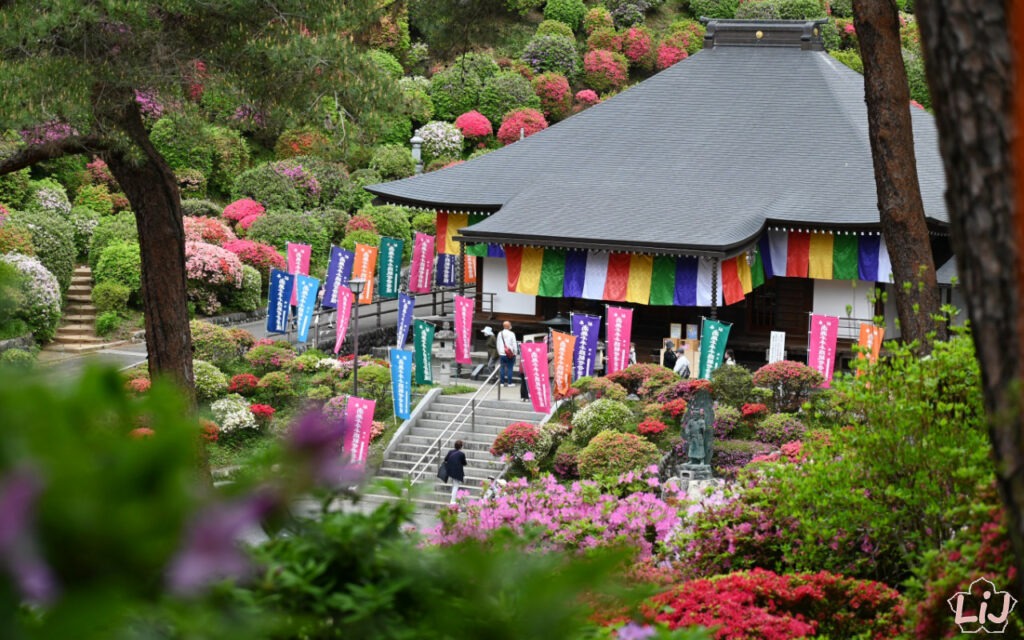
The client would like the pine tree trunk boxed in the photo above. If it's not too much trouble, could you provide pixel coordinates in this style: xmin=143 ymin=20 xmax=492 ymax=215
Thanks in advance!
xmin=916 ymin=0 xmax=1022 ymax=593
xmin=852 ymin=0 xmax=944 ymax=349
xmin=102 ymin=103 xmax=195 ymax=407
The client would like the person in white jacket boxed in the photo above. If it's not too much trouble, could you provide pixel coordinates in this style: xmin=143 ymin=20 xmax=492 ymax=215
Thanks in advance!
xmin=495 ymin=321 xmax=519 ymax=387
xmin=673 ymin=345 xmax=691 ymax=378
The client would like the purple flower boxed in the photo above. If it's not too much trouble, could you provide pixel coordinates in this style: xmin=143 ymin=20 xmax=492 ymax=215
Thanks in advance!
xmin=166 ymin=490 xmax=279 ymax=595
xmin=617 ymin=622 xmax=656 ymax=639
xmin=522 ymin=451 xmax=535 ymax=462
xmin=288 ymin=409 xmax=361 ymax=487
xmin=0 ymin=467 xmax=58 ymax=604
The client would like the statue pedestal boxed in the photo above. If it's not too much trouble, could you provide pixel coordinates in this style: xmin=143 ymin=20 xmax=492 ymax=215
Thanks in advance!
xmin=679 ymin=463 xmax=713 ymax=481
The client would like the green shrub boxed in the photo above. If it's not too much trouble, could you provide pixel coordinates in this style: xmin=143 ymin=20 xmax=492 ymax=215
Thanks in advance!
xmin=903 ymin=49 xmax=931 ymax=110
xmin=94 ymin=241 xmax=142 ymax=297
xmin=341 ymin=228 xmax=382 ymax=253
xmin=296 ymin=158 xmax=352 ymax=209
xmin=606 ymin=363 xmax=675 ymax=396
xmin=570 ymin=398 xmax=634 ymax=445
xmin=150 ymin=116 xmax=215 ymax=178
xmin=358 ymin=204 xmax=413 ymax=243
xmin=536 ymin=19 xmax=575 ymax=39
xmin=829 ymin=0 xmax=852 ymax=16
xmin=751 ymin=360 xmax=823 ymax=412
xmin=571 ymin=376 xmax=628 ymax=401
xmin=0 ymin=347 xmax=35 ymax=370
xmin=7 ymin=208 xmax=75 ymax=294
xmin=91 ymin=281 xmax=131 ymax=315
xmin=244 ymin=342 xmax=297 ymax=375
xmin=68 ymin=205 xmax=101 ymax=259
xmin=367 ymin=49 xmax=404 ymax=79
xmin=190 ymin=320 xmax=243 ymax=368
xmin=429 ymin=53 xmax=501 ymax=120
xmin=193 ymin=359 xmax=229 ymax=401
xmin=831 ymin=49 xmax=863 ymax=74
xmin=521 ymin=34 xmax=581 ymax=78
xmin=734 ymin=0 xmax=826 ymax=19
xmin=711 ymin=405 xmax=742 ymax=439
xmin=27 ymin=178 xmax=72 ymax=215
xmin=688 ymin=0 xmax=738 ymax=18
xmin=0 ymin=261 xmax=27 ymax=339
xmin=337 ymin=363 xmax=392 ymax=406
xmin=95 ymin=310 xmax=122 ymax=337
xmin=0 ymin=253 xmax=60 ymax=343
xmin=73 ymin=184 xmax=115 ymax=217
xmin=753 ymin=413 xmax=806 ymax=447
xmin=228 ymin=265 xmax=262 ymax=312
xmin=369 ymin=144 xmax=416 ymax=180
xmin=0 ymin=167 xmax=32 ymax=209
xmin=232 ymin=162 xmax=319 ymax=211
xmin=207 ymin=125 xmax=252 ymax=196
xmin=505 ymin=0 xmax=545 ymax=15
xmin=577 ymin=430 xmax=660 ymax=480
xmin=256 ymin=371 xmax=296 ymax=406
xmin=334 ymin=168 xmax=380 ymax=213
xmin=245 ymin=210 xmax=331 ymax=258
xmin=544 ymin=0 xmax=586 ymax=30
xmin=479 ymin=71 xmax=541 ymax=125
xmin=710 ymin=364 xmax=753 ymax=409
xmin=181 ymin=199 xmax=222 ymax=218
xmin=89 ymin=212 xmax=139 ymax=270
xmin=411 ymin=211 xmax=436 ymax=234
xmin=399 ymin=77 xmax=434 ymax=125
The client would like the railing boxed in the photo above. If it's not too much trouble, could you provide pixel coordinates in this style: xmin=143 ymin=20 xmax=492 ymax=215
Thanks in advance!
xmin=407 ymin=366 xmax=501 ymax=484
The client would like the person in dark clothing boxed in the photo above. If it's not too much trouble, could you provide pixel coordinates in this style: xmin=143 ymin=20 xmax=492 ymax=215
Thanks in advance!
xmin=444 ymin=440 xmax=468 ymax=504
xmin=662 ymin=339 xmax=677 ymax=370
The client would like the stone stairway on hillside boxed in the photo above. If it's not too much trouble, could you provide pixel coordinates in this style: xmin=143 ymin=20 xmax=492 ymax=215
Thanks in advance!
xmin=368 ymin=393 xmax=546 ymax=509
xmin=46 ymin=266 xmax=115 ymax=354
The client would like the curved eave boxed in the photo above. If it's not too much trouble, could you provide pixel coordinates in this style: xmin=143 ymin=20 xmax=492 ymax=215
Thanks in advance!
xmin=364 ymin=186 xmax=503 ymax=214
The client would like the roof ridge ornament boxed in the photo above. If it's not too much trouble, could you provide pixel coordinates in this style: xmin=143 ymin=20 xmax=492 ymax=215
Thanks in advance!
xmin=701 ymin=18 xmax=828 ymax=51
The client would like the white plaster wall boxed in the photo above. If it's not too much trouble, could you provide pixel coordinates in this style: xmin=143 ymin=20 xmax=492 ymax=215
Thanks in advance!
xmin=812 ymin=279 xmax=879 ymax=340
xmin=482 ymin=257 xmax=537 ymax=315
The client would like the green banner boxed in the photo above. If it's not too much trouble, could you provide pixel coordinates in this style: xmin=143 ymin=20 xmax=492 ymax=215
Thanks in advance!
xmin=538 ymin=249 xmax=566 ymax=297
xmin=377 ymin=237 xmax=404 ymax=299
xmin=698 ymin=318 xmax=732 ymax=379
xmin=649 ymin=255 xmax=676 ymax=306
xmin=414 ymin=319 xmax=435 ymax=385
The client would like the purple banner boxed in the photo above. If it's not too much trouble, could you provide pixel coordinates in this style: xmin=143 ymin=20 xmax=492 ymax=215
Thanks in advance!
xmin=436 ymin=253 xmax=457 ymax=287
xmin=570 ymin=313 xmax=601 ymax=380
xmin=563 ymin=249 xmax=587 ymax=298
xmin=322 ymin=246 xmax=354 ymax=309
xmin=396 ymin=292 xmax=414 ymax=348
xmin=454 ymin=294 xmax=473 ymax=365
xmin=605 ymin=306 xmax=633 ymax=376
xmin=521 ymin=342 xmax=552 ymax=413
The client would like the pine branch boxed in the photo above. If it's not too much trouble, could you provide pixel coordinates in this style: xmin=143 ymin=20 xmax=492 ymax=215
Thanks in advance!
xmin=0 ymin=136 xmax=111 ymax=175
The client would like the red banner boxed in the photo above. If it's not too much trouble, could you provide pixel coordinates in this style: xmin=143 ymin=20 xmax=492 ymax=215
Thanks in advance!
xmin=410 ymin=232 xmax=435 ymax=293
xmin=551 ymin=330 xmax=576 ymax=397
xmin=521 ymin=341 xmax=552 ymax=413
xmin=353 ymin=243 xmax=378 ymax=304
xmin=343 ymin=396 xmax=376 ymax=471
xmin=332 ymin=285 xmax=354 ymax=354
xmin=605 ymin=306 xmax=633 ymax=376
xmin=286 ymin=242 xmax=311 ymax=306
xmin=807 ymin=314 xmax=839 ymax=387
xmin=855 ymin=323 xmax=885 ymax=376
xmin=454 ymin=294 xmax=474 ymax=365
xmin=464 ymin=254 xmax=477 ymax=284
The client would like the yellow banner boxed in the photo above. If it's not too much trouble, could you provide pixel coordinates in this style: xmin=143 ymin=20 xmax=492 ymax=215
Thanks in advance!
xmin=444 ymin=213 xmax=468 ymax=255
xmin=808 ymin=233 xmax=834 ymax=279
xmin=625 ymin=254 xmax=653 ymax=304
xmin=551 ymin=330 xmax=576 ymax=397
xmin=518 ymin=247 xmax=544 ymax=295
xmin=737 ymin=254 xmax=753 ymax=293
xmin=353 ymin=243 xmax=378 ymax=304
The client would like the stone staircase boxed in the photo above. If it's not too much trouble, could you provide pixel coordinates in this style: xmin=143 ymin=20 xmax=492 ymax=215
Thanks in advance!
xmin=368 ymin=392 xmax=546 ymax=509
xmin=47 ymin=266 xmax=112 ymax=354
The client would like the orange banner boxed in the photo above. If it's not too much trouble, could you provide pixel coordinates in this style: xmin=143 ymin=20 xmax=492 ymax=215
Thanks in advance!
xmin=353 ymin=243 xmax=378 ymax=304
xmin=856 ymin=323 xmax=884 ymax=376
xmin=464 ymin=254 xmax=477 ymax=284
xmin=551 ymin=330 xmax=576 ymax=397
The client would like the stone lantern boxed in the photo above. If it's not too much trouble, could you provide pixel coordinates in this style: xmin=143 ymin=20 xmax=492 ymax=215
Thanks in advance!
xmin=434 ymin=320 xmax=456 ymax=385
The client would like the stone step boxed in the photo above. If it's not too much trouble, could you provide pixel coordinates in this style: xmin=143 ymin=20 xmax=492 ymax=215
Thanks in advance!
xmin=42 ymin=341 xmax=118 ymax=354
xmin=400 ymin=433 xmax=497 ymax=449
xmin=64 ymin=313 xmax=98 ymax=323
xmin=65 ymin=303 xmax=97 ymax=313
xmin=74 ymin=265 xmax=92 ymax=274
xmin=432 ymin=396 xmax=546 ymax=413
xmin=415 ymin=418 xmax=509 ymax=435
xmin=392 ymin=438 xmax=495 ymax=454
xmin=420 ymin=406 xmax=543 ymax=423
xmin=52 ymin=334 xmax=107 ymax=345
xmin=56 ymin=323 xmax=96 ymax=335
xmin=67 ymin=285 xmax=91 ymax=296
xmin=387 ymin=450 xmax=504 ymax=468
xmin=377 ymin=465 xmax=493 ymax=487
xmin=66 ymin=294 xmax=93 ymax=304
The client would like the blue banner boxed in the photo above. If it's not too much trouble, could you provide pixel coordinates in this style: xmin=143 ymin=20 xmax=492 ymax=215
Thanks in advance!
xmin=436 ymin=253 xmax=457 ymax=287
xmin=294 ymin=274 xmax=320 ymax=343
xmin=390 ymin=348 xmax=413 ymax=420
xmin=396 ymin=292 xmax=414 ymax=348
xmin=321 ymin=246 xmax=354 ymax=309
xmin=266 ymin=269 xmax=295 ymax=334
xmin=570 ymin=312 xmax=601 ymax=380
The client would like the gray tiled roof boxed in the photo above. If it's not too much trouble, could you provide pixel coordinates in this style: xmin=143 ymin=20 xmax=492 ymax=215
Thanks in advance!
xmin=366 ymin=32 xmax=948 ymax=256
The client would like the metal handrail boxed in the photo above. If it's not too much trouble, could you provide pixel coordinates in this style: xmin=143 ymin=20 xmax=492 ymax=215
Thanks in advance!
xmin=408 ymin=366 xmax=501 ymax=484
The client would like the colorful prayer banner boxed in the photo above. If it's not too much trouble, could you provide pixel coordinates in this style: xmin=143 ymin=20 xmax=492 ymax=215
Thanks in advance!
xmin=436 ymin=212 xmax=469 ymax=255
xmin=603 ymin=253 xmax=631 ymax=302
xmin=698 ymin=318 xmax=732 ymax=379
xmin=343 ymin=396 xmax=376 ymax=471
xmin=521 ymin=341 xmax=552 ymax=413
xmin=286 ymin=242 xmax=311 ymax=306
xmin=856 ymin=323 xmax=885 ymax=376
xmin=454 ymin=294 xmax=473 ymax=365
xmin=266 ymin=269 xmax=294 ymax=334
xmin=322 ymin=246 xmax=354 ymax=309
xmin=333 ymin=285 xmax=354 ymax=354
xmin=563 ymin=250 xmax=587 ymax=298
xmin=605 ymin=306 xmax=633 ymax=376
xmin=396 ymin=292 xmax=414 ymax=348
xmin=436 ymin=253 xmax=457 ymax=287
xmin=390 ymin=348 xmax=413 ymax=420
xmin=377 ymin=237 xmax=404 ymax=299
xmin=352 ymin=243 xmax=378 ymax=304
xmin=293 ymin=274 xmax=320 ymax=344
xmin=518 ymin=247 xmax=544 ymax=295
xmin=807 ymin=314 xmax=840 ymax=387
xmin=410 ymin=232 xmax=435 ymax=294
xmin=414 ymin=319 xmax=435 ymax=385
xmin=571 ymin=313 xmax=600 ymax=380
xmin=551 ymin=330 xmax=576 ymax=397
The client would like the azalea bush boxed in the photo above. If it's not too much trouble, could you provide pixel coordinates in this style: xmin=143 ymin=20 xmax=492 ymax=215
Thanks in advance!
xmin=711 ymin=405 xmax=740 ymax=439
xmin=244 ymin=342 xmax=297 ymax=375
xmin=221 ymin=239 xmax=285 ymax=283
xmin=210 ymin=393 xmax=259 ymax=445
xmin=583 ymin=6 xmax=614 ymax=34
xmin=222 ymin=198 xmax=266 ymax=228
xmin=710 ymin=439 xmax=773 ymax=479
xmin=754 ymin=413 xmax=806 ymax=447
xmin=67 ymin=205 xmax=100 ymax=258
xmin=577 ymin=431 xmax=660 ymax=480
xmin=570 ymin=398 xmax=634 ymax=445
xmin=490 ymin=421 xmax=550 ymax=459
xmin=497 ymin=108 xmax=549 ymax=146
xmin=183 ymin=216 xmax=237 ymax=245
xmin=415 ymin=120 xmax=465 ymax=163
xmin=520 ymin=34 xmax=581 ymax=78
xmin=655 ymin=42 xmax=688 ymax=70
xmin=454 ymin=110 xmax=493 ymax=141
xmin=587 ymin=29 xmax=623 ymax=54
xmin=479 ymin=71 xmax=540 ymax=125
xmin=0 ymin=253 xmax=61 ymax=342
xmin=583 ymin=50 xmax=629 ymax=93
xmin=607 ymin=363 xmax=675 ymax=396
xmin=531 ymin=73 xmax=572 ymax=122
xmin=622 ymin=26 xmax=654 ymax=68
xmin=190 ymin=320 xmax=246 ymax=368
xmin=184 ymin=241 xmax=244 ymax=314
xmin=544 ymin=0 xmax=586 ymax=31
xmin=751 ymin=360 xmax=823 ymax=412
xmin=228 ymin=373 xmax=260 ymax=397
xmin=572 ymin=376 xmax=628 ymax=401
xmin=88 ymin=211 xmax=138 ymax=270
xmin=709 ymin=363 xmax=753 ymax=408
xmin=95 ymin=240 xmax=142 ymax=298
xmin=7 ymin=207 xmax=75 ymax=294
xmin=244 ymin=210 xmax=331 ymax=258
xmin=428 ymin=53 xmax=500 ymax=121
xmin=192 ymin=359 xmax=229 ymax=401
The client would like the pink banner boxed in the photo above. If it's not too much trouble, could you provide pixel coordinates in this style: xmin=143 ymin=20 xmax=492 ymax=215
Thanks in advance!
xmin=605 ymin=306 xmax=633 ymax=376
xmin=521 ymin=341 xmax=552 ymax=413
xmin=410 ymin=232 xmax=435 ymax=294
xmin=807 ymin=314 xmax=839 ymax=387
xmin=343 ymin=396 xmax=376 ymax=471
xmin=286 ymin=242 xmax=311 ymax=306
xmin=454 ymin=294 xmax=473 ymax=364
xmin=333 ymin=285 xmax=354 ymax=354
